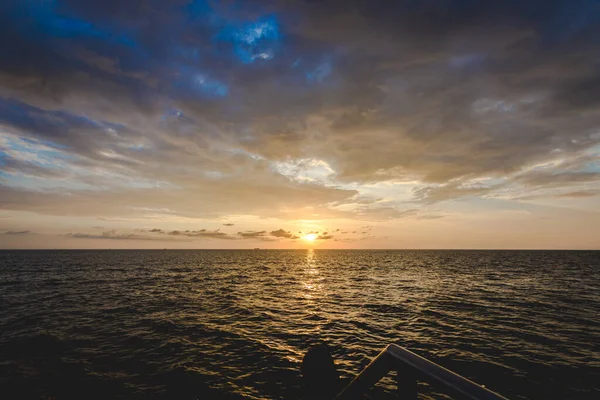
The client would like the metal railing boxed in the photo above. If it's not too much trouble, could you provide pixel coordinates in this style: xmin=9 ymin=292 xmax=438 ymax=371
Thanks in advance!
xmin=335 ymin=344 xmax=509 ymax=400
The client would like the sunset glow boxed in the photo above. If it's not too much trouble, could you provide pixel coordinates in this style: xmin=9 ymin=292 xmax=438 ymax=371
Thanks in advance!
xmin=303 ymin=234 xmax=317 ymax=242
xmin=1 ymin=2 xmax=599 ymax=399
xmin=1 ymin=0 xmax=599 ymax=250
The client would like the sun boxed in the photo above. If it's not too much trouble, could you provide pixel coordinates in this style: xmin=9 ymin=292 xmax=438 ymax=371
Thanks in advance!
xmin=303 ymin=233 xmax=317 ymax=242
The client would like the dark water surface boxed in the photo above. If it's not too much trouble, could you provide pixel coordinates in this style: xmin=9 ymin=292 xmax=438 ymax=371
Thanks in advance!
xmin=1 ymin=250 xmax=599 ymax=399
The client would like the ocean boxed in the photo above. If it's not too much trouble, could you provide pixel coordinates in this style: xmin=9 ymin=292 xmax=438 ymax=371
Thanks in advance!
xmin=0 ymin=250 xmax=598 ymax=399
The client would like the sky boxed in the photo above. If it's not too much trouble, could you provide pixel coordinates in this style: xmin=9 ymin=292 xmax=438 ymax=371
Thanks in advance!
xmin=1 ymin=0 xmax=600 ymax=249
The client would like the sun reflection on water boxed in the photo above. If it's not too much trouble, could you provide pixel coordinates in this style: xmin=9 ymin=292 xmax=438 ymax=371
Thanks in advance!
xmin=1 ymin=250 xmax=597 ymax=399
xmin=302 ymin=249 xmax=323 ymax=299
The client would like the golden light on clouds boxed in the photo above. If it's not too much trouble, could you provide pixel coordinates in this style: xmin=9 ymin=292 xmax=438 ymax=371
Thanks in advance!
xmin=1 ymin=0 xmax=600 ymax=250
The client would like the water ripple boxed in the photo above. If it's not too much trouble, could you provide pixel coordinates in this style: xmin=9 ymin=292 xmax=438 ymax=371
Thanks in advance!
xmin=1 ymin=250 xmax=599 ymax=399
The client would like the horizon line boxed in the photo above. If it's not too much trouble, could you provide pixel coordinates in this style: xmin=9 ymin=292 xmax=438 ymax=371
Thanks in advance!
xmin=1 ymin=248 xmax=599 ymax=251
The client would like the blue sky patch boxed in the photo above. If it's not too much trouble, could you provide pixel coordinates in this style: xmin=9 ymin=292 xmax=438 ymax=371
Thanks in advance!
xmin=219 ymin=16 xmax=281 ymax=64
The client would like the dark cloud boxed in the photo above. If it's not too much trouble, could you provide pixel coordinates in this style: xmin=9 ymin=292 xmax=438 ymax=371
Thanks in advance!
xmin=316 ymin=234 xmax=333 ymax=240
xmin=270 ymin=229 xmax=300 ymax=239
xmin=5 ymin=230 xmax=31 ymax=235
xmin=237 ymin=230 xmax=277 ymax=241
xmin=223 ymin=223 xmax=235 ymax=226
xmin=65 ymin=230 xmax=169 ymax=241
xmin=237 ymin=231 xmax=267 ymax=238
xmin=167 ymin=229 xmax=234 ymax=239
xmin=553 ymin=75 xmax=600 ymax=111
xmin=1 ymin=0 xmax=600 ymax=227
xmin=0 ymin=98 xmax=128 ymax=151
xmin=66 ymin=228 xmax=234 ymax=241
xmin=65 ymin=227 xmax=275 ymax=241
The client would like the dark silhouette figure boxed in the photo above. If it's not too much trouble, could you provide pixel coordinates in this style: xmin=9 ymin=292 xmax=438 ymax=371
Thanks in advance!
xmin=301 ymin=344 xmax=341 ymax=399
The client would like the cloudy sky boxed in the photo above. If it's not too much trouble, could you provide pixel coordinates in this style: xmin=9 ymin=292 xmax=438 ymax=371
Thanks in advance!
xmin=1 ymin=0 xmax=600 ymax=249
